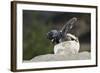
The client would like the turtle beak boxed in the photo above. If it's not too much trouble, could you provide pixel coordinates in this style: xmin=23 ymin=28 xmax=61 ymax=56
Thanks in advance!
xmin=51 ymin=39 xmax=54 ymax=42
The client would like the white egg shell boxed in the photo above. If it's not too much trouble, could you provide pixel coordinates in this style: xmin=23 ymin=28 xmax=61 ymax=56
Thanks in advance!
xmin=54 ymin=40 xmax=80 ymax=55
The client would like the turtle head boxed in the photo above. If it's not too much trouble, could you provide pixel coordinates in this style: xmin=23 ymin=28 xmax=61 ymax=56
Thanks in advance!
xmin=47 ymin=30 xmax=62 ymax=44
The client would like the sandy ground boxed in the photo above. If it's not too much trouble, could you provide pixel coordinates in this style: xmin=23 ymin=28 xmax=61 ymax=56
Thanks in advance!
xmin=24 ymin=51 xmax=90 ymax=62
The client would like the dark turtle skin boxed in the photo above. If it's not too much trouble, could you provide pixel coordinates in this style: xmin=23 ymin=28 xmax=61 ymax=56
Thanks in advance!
xmin=47 ymin=17 xmax=77 ymax=44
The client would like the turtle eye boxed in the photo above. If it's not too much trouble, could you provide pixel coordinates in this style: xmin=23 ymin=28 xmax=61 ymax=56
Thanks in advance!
xmin=66 ymin=33 xmax=79 ymax=42
xmin=47 ymin=32 xmax=53 ymax=40
xmin=71 ymin=37 xmax=79 ymax=42
xmin=71 ymin=38 xmax=75 ymax=41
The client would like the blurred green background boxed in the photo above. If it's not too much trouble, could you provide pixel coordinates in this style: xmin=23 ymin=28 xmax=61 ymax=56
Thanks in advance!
xmin=23 ymin=10 xmax=91 ymax=60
